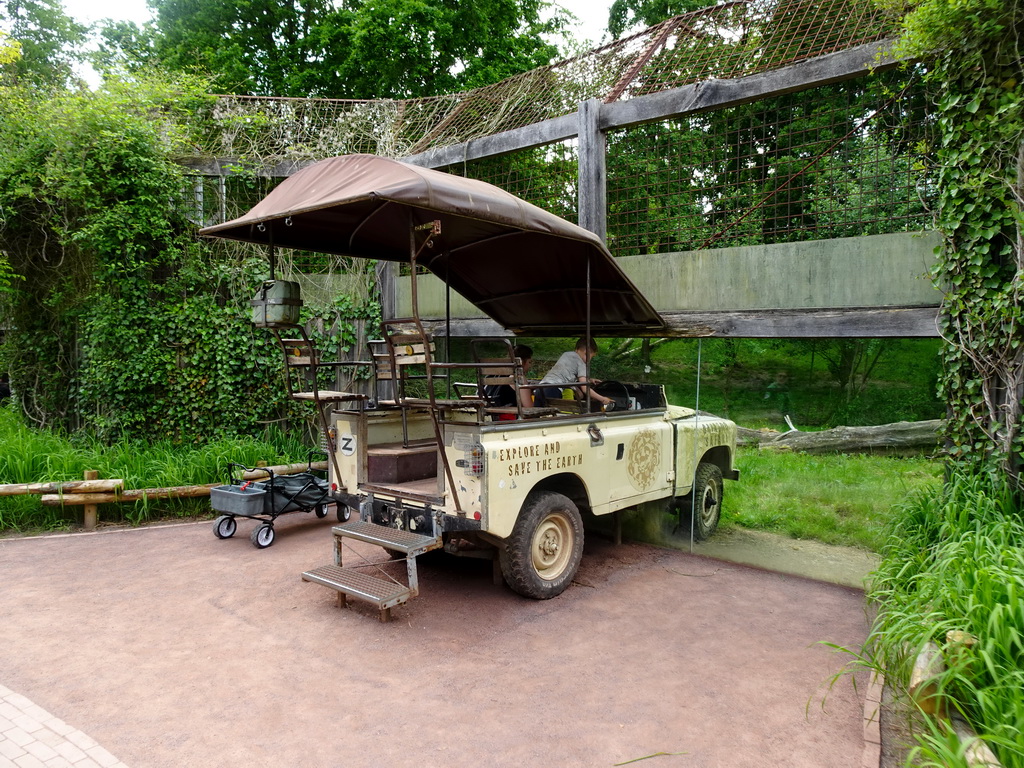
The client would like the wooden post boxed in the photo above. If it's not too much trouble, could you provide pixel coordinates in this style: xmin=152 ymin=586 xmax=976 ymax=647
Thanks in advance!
xmin=376 ymin=260 xmax=397 ymax=403
xmin=577 ymin=98 xmax=608 ymax=243
xmin=83 ymin=470 xmax=99 ymax=531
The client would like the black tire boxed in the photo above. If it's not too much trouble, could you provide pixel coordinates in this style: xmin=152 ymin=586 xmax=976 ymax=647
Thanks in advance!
xmin=499 ymin=491 xmax=584 ymax=599
xmin=336 ymin=505 xmax=352 ymax=523
xmin=314 ymin=504 xmax=329 ymax=519
xmin=681 ymin=463 xmax=723 ymax=541
xmin=250 ymin=523 xmax=275 ymax=549
xmin=213 ymin=515 xmax=236 ymax=539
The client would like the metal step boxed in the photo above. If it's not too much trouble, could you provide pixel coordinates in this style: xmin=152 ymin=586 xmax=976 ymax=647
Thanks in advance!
xmin=302 ymin=564 xmax=411 ymax=611
xmin=333 ymin=520 xmax=441 ymax=555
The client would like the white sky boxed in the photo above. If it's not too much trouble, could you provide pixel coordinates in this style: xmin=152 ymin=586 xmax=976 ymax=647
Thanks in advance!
xmin=555 ymin=0 xmax=613 ymax=48
xmin=59 ymin=0 xmax=153 ymax=26
xmin=58 ymin=0 xmax=612 ymax=47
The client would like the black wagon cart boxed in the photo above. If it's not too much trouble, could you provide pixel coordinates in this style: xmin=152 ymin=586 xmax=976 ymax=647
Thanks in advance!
xmin=210 ymin=454 xmax=350 ymax=548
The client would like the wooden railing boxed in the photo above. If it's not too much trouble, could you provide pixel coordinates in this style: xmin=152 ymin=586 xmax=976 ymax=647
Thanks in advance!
xmin=0 ymin=461 xmax=327 ymax=531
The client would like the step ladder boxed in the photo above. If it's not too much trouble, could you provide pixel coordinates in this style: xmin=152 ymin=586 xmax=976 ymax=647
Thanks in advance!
xmin=301 ymin=520 xmax=441 ymax=622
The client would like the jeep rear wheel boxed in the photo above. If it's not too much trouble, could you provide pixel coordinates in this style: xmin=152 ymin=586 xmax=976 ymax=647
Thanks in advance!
xmin=500 ymin=491 xmax=583 ymax=599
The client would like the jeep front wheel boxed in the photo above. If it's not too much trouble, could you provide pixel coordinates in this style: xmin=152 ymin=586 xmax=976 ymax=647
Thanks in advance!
xmin=500 ymin=491 xmax=584 ymax=599
xmin=680 ymin=462 xmax=723 ymax=541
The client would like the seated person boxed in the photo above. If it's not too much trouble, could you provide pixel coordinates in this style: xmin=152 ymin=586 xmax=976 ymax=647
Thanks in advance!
xmin=536 ymin=337 xmax=614 ymax=409
xmin=484 ymin=344 xmax=535 ymax=418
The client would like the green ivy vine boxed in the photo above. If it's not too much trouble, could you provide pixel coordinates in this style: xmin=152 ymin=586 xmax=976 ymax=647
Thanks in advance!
xmin=0 ymin=73 xmax=380 ymax=444
xmin=878 ymin=0 xmax=1024 ymax=482
xmin=933 ymin=55 xmax=1024 ymax=479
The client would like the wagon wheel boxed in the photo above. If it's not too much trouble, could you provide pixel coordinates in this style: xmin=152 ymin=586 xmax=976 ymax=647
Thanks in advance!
xmin=336 ymin=505 xmax=352 ymax=523
xmin=213 ymin=515 xmax=236 ymax=539
xmin=250 ymin=523 xmax=275 ymax=549
xmin=314 ymin=504 xmax=329 ymax=519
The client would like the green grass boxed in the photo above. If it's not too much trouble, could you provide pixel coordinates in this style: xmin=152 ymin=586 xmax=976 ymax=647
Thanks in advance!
xmin=722 ymin=448 xmax=942 ymax=551
xmin=861 ymin=474 xmax=1024 ymax=767
xmin=0 ymin=408 xmax=310 ymax=532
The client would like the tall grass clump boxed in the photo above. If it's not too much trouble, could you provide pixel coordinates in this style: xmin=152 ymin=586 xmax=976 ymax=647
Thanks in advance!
xmin=0 ymin=409 xmax=311 ymax=532
xmin=867 ymin=473 xmax=1024 ymax=767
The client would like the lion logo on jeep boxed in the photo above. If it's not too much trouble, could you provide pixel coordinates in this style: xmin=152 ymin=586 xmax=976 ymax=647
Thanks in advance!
xmin=627 ymin=428 xmax=660 ymax=491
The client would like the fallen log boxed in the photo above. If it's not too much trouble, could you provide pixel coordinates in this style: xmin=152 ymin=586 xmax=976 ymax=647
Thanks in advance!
xmin=40 ymin=461 xmax=327 ymax=507
xmin=736 ymin=426 xmax=781 ymax=446
xmin=760 ymin=419 xmax=943 ymax=455
xmin=0 ymin=478 xmax=124 ymax=497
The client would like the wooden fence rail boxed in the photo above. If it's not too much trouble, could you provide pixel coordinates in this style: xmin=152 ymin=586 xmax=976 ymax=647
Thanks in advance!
xmin=8 ymin=461 xmax=328 ymax=531
xmin=0 ymin=478 xmax=124 ymax=497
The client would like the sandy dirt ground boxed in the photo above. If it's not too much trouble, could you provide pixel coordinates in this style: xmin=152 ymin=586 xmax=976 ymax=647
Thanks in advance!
xmin=1 ymin=515 xmax=870 ymax=768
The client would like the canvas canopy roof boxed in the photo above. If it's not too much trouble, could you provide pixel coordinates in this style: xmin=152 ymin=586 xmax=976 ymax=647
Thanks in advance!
xmin=199 ymin=154 xmax=664 ymax=335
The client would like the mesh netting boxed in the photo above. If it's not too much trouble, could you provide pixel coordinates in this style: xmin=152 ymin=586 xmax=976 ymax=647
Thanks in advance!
xmin=189 ymin=0 xmax=895 ymax=164
xmin=605 ymin=70 xmax=933 ymax=257
xmin=444 ymin=142 xmax=581 ymax=222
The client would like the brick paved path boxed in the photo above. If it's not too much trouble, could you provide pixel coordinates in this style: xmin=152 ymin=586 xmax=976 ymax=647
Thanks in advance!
xmin=0 ymin=685 xmax=126 ymax=768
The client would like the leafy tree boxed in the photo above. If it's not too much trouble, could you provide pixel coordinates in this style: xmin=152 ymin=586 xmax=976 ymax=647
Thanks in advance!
xmin=0 ymin=29 xmax=22 ymax=66
xmin=0 ymin=0 xmax=86 ymax=88
xmin=0 ymin=73 xmax=285 ymax=438
xmin=606 ymin=0 xmax=708 ymax=39
xmin=98 ymin=0 xmax=567 ymax=98
xmin=0 ymin=31 xmax=20 ymax=292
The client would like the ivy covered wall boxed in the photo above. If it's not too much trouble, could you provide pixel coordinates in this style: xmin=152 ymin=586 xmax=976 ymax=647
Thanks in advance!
xmin=0 ymin=75 xmax=377 ymax=442
xmin=878 ymin=0 xmax=1024 ymax=482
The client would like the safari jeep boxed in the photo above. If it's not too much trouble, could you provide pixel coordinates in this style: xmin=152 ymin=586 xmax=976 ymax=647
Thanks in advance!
xmin=320 ymin=387 xmax=738 ymax=613
xmin=199 ymin=153 xmax=739 ymax=620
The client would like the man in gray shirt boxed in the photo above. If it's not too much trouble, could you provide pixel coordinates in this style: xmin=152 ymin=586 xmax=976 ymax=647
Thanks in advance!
xmin=537 ymin=338 xmax=614 ymax=409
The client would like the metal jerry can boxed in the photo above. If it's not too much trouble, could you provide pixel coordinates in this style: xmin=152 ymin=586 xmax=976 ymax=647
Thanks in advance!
xmin=251 ymin=280 xmax=302 ymax=327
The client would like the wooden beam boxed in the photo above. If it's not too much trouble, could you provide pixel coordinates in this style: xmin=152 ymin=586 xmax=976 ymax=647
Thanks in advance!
xmin=426 ymin=306 xmax=939 ymax=339
xmin=0 ymin=478 xmax=124 ymax=497
xmin=177 ymin=156 xmax=317 ymax=179
xmin=599 ymin=39 xmax=904 ymax=131
xmin=402 ymin=114 xmax=579 ymax=170
xmin=660 ymin=306 xmax=940 ymax=338
xmin=577 ymin=98 xmax=607 ymax=241
xmin=419 ymin=317 xmax=507 ymax=337
xmin=44 ymin=484 xmax=222 ymax=506
xmin=41 ymin=462 xmax=328 ymax=507
xmin=405 ymin=39 xmax=905 ymax=169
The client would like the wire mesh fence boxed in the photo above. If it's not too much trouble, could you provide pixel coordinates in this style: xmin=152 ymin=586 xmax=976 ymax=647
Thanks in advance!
xmin=189 ymin=0 xmax=897 ymax=164
xmin=605 ymin=70 xmax=933 ymax=257
xmin=188 ymin=71 xmax=934 ymax=272
xmin=183 ymin=0 xmax=934 ymax=276
xmin=442 ymin=142 xmax=581 ymax=223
